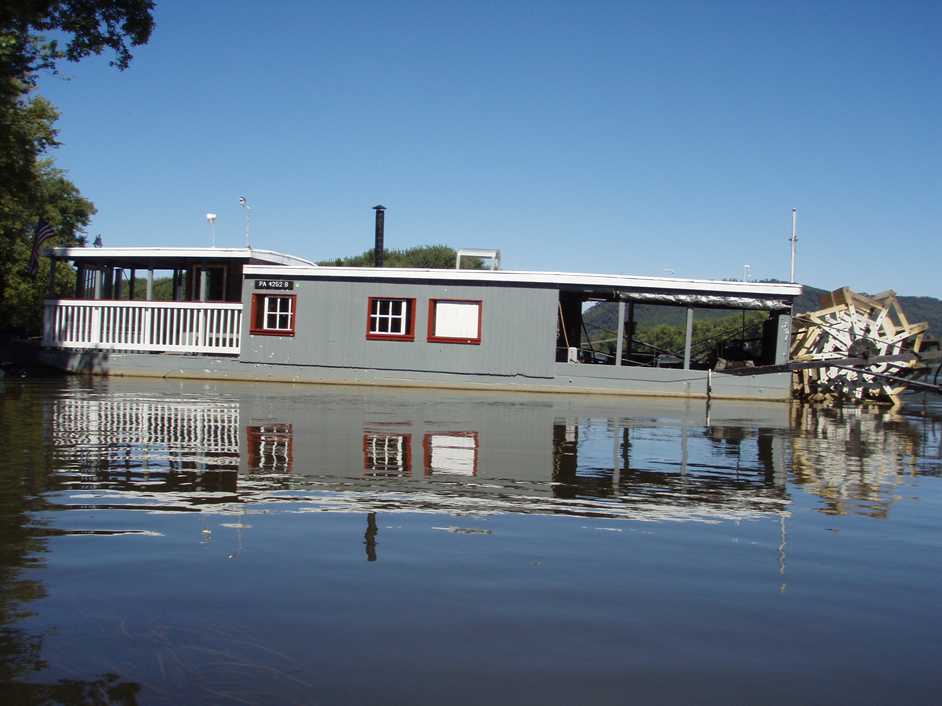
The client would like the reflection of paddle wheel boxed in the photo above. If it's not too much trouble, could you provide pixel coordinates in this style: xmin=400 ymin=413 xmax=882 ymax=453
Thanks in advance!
xmin=788 ymin=404 xmax=921 ymax=518
xmin=790 ymin=288 xmax=928 ymax=407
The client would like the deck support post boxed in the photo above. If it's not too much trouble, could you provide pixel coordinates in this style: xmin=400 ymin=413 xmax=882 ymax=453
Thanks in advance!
xmin=615 ymin=300 xmax=625 ymax=366
xmin=683 ymin=307 xmax=694 ymax=370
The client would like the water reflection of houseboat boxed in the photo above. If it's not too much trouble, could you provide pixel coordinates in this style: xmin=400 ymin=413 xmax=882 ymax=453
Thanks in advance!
xmin=44 ymin=381 xmax=804 ymax=523
xmin=47 ymin=381 xmax=936 ymax=521
xmin=38 ymin=245 xmax=801 ymax=401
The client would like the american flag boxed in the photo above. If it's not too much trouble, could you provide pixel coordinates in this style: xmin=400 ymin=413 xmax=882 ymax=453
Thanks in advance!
xmin=26 ymin=220 xmax=57 ymax=277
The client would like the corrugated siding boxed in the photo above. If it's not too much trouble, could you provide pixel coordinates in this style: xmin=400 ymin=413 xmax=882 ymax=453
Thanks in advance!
xmin=240 ymin=278 xmax=559 ymax=378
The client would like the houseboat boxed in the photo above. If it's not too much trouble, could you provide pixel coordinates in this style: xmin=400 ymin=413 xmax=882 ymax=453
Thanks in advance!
xmin=39 ymin=244 xmax=802 ymax=400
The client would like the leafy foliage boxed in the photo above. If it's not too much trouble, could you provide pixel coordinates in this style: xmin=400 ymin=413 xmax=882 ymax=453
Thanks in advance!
xmin=0 ymin=1 xmax=155 ymax=81
xmin=0 ymin=1 xmax=155 ymax=333
xmin=0 ymin=158 xmax=95 ymax=332
xmin=588 ymin=308 xmax=769 ymax=363
xmin=319 ymin=244 xmax=484 ymax=269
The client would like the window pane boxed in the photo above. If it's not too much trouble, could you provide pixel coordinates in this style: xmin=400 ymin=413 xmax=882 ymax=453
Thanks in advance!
xmin=255 ymin=295 xmax=293 ymax=332
xmin=369 ymin=299 xmax=413 ymax=337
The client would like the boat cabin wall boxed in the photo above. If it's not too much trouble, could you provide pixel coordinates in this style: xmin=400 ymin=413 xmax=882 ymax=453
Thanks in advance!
xmin=238 ymin=277 xmax=560 ymax=378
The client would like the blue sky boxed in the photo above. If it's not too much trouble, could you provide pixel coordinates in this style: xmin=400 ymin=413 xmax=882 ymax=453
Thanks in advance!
xmin=38 ymin=0 xmax=940 ymax=296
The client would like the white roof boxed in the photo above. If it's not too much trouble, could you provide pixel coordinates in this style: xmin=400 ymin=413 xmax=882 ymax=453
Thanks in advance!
xmin=244 ymin=265 xmax=802 ymax=298
xmin=49 ymin=246 xmax=316 ymax=267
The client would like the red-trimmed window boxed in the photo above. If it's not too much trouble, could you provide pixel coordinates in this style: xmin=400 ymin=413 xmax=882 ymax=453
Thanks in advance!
xmin=251 ymin=293 xmax=296 ymax=336
xmin=367 ymin=297 xmax=415 ymax=341
xmin=427 ymin=299 xmax=482 ymax=345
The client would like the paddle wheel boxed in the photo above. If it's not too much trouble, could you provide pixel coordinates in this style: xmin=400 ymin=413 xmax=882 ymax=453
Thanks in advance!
xmin=790 ymin=288 xmax=929 ymax=407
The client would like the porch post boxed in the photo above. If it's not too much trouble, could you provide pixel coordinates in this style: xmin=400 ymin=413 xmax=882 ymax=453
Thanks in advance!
xmin=93 ymin=268 xmax=103 ymax=299
xmin=143 ymin=267 xmax=155 ymax=347
xmin=74 ymin=265 xmax=85 ymax=298
xmin=113 ymin=267 xmax=122 ymax=300
xmin=46 ymin=256 xmax=57 ymax=296
xmin=625 ymin=303 xmax=634 ymax=359
xmin=199 ymin=268 xmax=209 ymax=302
xmin=129 ymin=269 xmax=137 ymax=300
xmin=775 ymin=314 xmax=792 ymax=365
xmin=615 ymin=300 xmax=625 ymax=366
xmin=683 ymin=307 xmax=694 ymax=370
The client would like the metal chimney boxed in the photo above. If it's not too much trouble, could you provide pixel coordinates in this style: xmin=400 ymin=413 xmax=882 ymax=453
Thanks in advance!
xmin=372 ymin=204 xmax=386 ymax=268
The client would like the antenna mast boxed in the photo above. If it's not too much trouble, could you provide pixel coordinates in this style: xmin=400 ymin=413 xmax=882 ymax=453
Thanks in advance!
xmin=240 ymin=196 xmax=251 ymax=249
xmin=789 ymin=208 xmax=798 ymax=283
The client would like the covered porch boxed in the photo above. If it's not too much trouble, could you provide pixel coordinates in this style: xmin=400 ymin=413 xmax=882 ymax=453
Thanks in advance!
xmin=555 ymin=282 xmax=796 ymax=371
xmin=41 ymin=247 xmax=314 ymax=355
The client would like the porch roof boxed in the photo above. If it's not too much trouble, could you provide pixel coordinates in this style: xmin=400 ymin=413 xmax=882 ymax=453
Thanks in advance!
xmin=49 ymin=247 xmax=316 ymax=268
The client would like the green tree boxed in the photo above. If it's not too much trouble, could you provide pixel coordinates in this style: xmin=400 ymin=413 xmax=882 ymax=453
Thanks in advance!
xmin=0 ymin=1 xmax=155 ymax=333
xmin=319 ymin=244 xmax=484 ymax=269
xmin=592 ymin=310 xmax=769 ymax=364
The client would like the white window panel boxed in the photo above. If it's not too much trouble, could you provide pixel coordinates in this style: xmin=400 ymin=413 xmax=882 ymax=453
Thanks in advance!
xmin=434 ymin=301 xmax=479 ymax=339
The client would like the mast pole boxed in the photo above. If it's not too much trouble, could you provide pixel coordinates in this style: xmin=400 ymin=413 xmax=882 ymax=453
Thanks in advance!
xmin=789 ymin=208 xmax=798 ymax=283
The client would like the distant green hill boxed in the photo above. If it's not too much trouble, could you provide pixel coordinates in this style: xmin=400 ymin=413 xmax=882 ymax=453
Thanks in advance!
xmin=790 ymin=284 xmax=941 ymax=336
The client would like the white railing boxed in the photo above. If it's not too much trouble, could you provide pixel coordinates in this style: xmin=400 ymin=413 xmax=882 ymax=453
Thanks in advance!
xmin=43 ymin=299 xmax=243 ymax=355
xmin=51 ymin=395 xmax=241 ymax=467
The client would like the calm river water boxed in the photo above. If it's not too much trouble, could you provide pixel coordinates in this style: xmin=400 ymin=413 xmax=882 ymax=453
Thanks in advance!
xmin=1 ymin=376 xmax=940 ymax=705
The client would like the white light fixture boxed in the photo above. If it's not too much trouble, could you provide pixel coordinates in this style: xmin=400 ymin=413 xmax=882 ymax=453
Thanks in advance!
xmin=206 ymin=212 xmax=217 ymax=247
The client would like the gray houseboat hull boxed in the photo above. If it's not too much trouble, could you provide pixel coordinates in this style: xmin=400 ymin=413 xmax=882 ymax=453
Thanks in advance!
xmin=39 ymin=349 xmax=792 ymax=401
